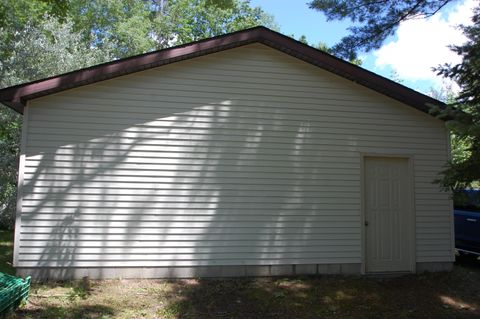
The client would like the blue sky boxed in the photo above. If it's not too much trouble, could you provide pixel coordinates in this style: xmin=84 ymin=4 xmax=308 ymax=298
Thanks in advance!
xmin=250 ymin=0 xmax=476 ymax=96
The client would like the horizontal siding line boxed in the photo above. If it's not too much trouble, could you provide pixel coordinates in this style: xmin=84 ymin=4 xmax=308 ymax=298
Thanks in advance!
xmin=151 ymin=58 xmax=348 ymax=77
xmin=40 ymin=95 xmax=435 ymax=118
xmin=23 ymin=187 xmax=360 ymax=193
xmin=23 ymin=164 xmax=445 ymax=174
xmin=45 ymin=82 xmax=384 ymax=106
xmin=25 ymin=135 xmax=446 ymax=150
xmin=22 ymin=173 xmax=361 ymax=180
xmin=111 ymin=70 xmax=365 ymax=92
xmin=79 ymin=67 xmax=365 ymax=89
xmin=24 ymin=156 xmax=360 ymax=165
xmin=24 ymin=162 xmax=361 ymax=171
xmin=14 ymin=262 xmax=361 ymax=267
xmin=22 ymin=179 xmax=438 ymax=186
xmin=23 ymin=193 xmax=359 ymax=200
xmin=34 ymin=88 xmax=399 ymax=106
xmin=22 ymin=168 xmax=362 ymax=176
xmin=22 ymin=156 xmax=446 ymax=169
xmin=18 ymin=242 xmax=360 ymax=247
xmin=40 ymin=92 xmax=399 ymax=110
xmin=18 ymin=252 xmax=362 ymax=259
xmin=18 ymin=250 xmax=361 ymax=257
xmin=18 ymin=226 xmax=363 ymax=230
xmin=16 ymin=256 xmax=361 ymax=263
xmin=14 ymin=149 xmax=364 ymax=159
xmin=19 ymin=251 xmax=361 ymax=258
xmin=144 ymin=61 xmax=342 ymax=80
xmin=28 ymin=113 xmax=442 ymax=130
xmin=24 ymin=139 xmax=446 ymax=151
xmin=19 ymin=234 xmax=361 ymax=241
xmin=20 ymin=228 xmax=360 ymax=233
xmin=21 ymin=217 xmax=360 ymax=224
xmin=19 ymin=245 xmax=360 ymax=252
xmin=96 ymin=61 xmax=339 ymax=80
xmin=27 ymin=121 xmax=443 ymax=138
xmin=26 ymin=129 xmax=445 ymax=146
xmin=26 ymin=94 xmax=434 ymax=120
xmin=22 ymin=186 xmax=360 ymax=193
xmin=21 ymin=220 xmax=360 ymax=227
xmin=24 ymin=182 xmax=360 ymax=189
xmin=24 ymin=182 xmax=360 ymax=190
xmin=21 ymin=200 xmax=360 ymax=205
xmin=22 ymin=194 xmax=359 ymax=200
xmin=32 ymin=99 xmax=436 ymax=123
xmin=20 ymin=210 xmax=360 ymax=216
xmin=20 ymin=209 xmax=361 ymax=214
xmin=20 ymin=218 xmax=361 ymax=223
xmin=15 ymin=260 xmax=362 ymax=267
xmin=21 ymin=200 xmax=361 ymax=205
xmin=23 ymin=163 xmax=361 ymax=170
xmin=17 ymin=255 xmax=363 ymax=262
xmin=25 ymin=128 xmax=445 ymax=146
xmin=21 ymin=179 xmax=360 ymax=186
xmin=25 ymin=150 xmax=362 ymax=159
xmin=18 ymin=244 xmax=360 ymax=250
xmin=23 ymin=145 xmax=448 ymax=157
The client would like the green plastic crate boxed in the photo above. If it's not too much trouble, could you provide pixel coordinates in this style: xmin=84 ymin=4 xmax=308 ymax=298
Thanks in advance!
xmin=0 ymin=272 xmax=31 ymax=316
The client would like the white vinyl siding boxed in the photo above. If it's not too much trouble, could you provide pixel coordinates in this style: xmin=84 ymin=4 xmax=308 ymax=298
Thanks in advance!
xmin=17 ymin=44 xmax=452 ymax=269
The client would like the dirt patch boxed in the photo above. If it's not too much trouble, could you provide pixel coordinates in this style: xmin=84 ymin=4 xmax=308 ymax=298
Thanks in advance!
xmin=10 ymin=261 xmax=480 ymax=319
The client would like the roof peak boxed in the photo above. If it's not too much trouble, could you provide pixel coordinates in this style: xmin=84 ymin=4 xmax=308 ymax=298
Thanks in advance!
xmin=0 ymin=26 xmax=445 ymax=119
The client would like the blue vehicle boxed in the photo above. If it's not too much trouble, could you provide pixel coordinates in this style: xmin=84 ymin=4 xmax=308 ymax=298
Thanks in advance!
xmin=454 ymin=190 xmax=480 ymax=257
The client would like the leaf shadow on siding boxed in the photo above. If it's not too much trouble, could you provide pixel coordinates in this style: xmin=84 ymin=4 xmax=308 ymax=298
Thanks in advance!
xmin=21 ymin=136 xmax=138 ymax=278
xmin=164 ymin=101 xmax=323 ymax=272
xmin=20 ymin=90 xmax=358 ymax=278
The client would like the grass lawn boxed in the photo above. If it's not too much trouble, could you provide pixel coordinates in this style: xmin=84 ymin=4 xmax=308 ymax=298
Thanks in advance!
xmin=1 ymin=231 xmax=479 ymax=319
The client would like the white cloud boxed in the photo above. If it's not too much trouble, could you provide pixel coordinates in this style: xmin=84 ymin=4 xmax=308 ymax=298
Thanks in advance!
xmin=373 ymin=0 xmax=477 ymax=85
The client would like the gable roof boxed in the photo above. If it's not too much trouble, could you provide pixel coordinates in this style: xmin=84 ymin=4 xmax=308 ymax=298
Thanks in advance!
xmin=0 ymin=26 xmax=445 ymax=117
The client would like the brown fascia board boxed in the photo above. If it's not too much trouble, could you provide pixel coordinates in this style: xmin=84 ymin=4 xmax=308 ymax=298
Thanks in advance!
xmin=0 ymin=26 xmax=446 ymax=118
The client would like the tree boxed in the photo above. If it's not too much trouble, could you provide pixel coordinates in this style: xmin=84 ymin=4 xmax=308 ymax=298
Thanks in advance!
xmin=0 ymin=0 xmax=277 ymax=229
xmin=294 ymin=35 xmax=363 ymax=65
xmin=434 ymin=6 xmax=480 ymax=190
xmin=309 ymin=0 xmax=458 ymax=60
xmin=310 ymin=0 xmax=480 ymax=191
xmin=68 ymin=0 xmax=276 ymax=58
xmin=0 ymin=0 xmax=70 ymax=64
xmin=0 ymin=18 xmax=111 ymax=228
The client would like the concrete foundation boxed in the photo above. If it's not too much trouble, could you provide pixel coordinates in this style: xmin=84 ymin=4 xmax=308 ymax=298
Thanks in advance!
xmin=17 ymin=262 xmax=453 ymax=281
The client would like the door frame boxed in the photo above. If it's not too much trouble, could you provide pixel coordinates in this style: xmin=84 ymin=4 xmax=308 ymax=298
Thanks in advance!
xmin=360 ymin=153 xmax=416 ymax=274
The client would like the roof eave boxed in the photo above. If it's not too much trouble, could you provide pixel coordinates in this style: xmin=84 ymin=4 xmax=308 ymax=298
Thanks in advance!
xmin=0 ymin=26 xmax=448 ymax=120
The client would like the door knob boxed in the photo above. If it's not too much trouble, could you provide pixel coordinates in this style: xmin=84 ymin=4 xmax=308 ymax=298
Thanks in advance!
xmin=364 ymin=221 xmax=369 ymax=226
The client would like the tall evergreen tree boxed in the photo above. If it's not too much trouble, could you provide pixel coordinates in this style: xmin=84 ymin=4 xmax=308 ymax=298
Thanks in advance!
xmin=434 ymin=6 xmax=480 ymax=190
xmin=309 ymin=0 xmax=458 ymax=60
xmin=310 ymin=0 xmax=479 ymax=190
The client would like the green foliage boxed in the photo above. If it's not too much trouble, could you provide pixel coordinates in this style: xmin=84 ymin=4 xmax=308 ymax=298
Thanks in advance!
xmin=0 ymin=0 xmax=69 ymax=64
xmin=0 ymin=0 xmax=276 ymax=229
xmin=0 ymin=18 xmax=111 ymax=229
xmin=433 ymin=6 xmax=480 ymax=190
xmin=293 ymin=35 xmax=362 ymax=66
xmin=0 ymin=108 xmax=20 ymax=229
xmin=68 ymin=0 xmax=277 ymax=58
xmin=310 ymin=0 xmax=479 ymax=190
xmin=309 ymin=0 xmax=455 ymax=60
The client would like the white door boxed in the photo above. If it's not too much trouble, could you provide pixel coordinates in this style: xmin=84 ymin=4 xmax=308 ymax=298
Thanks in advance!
xmin=364 ymin=157 xmax=413 ymax=273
